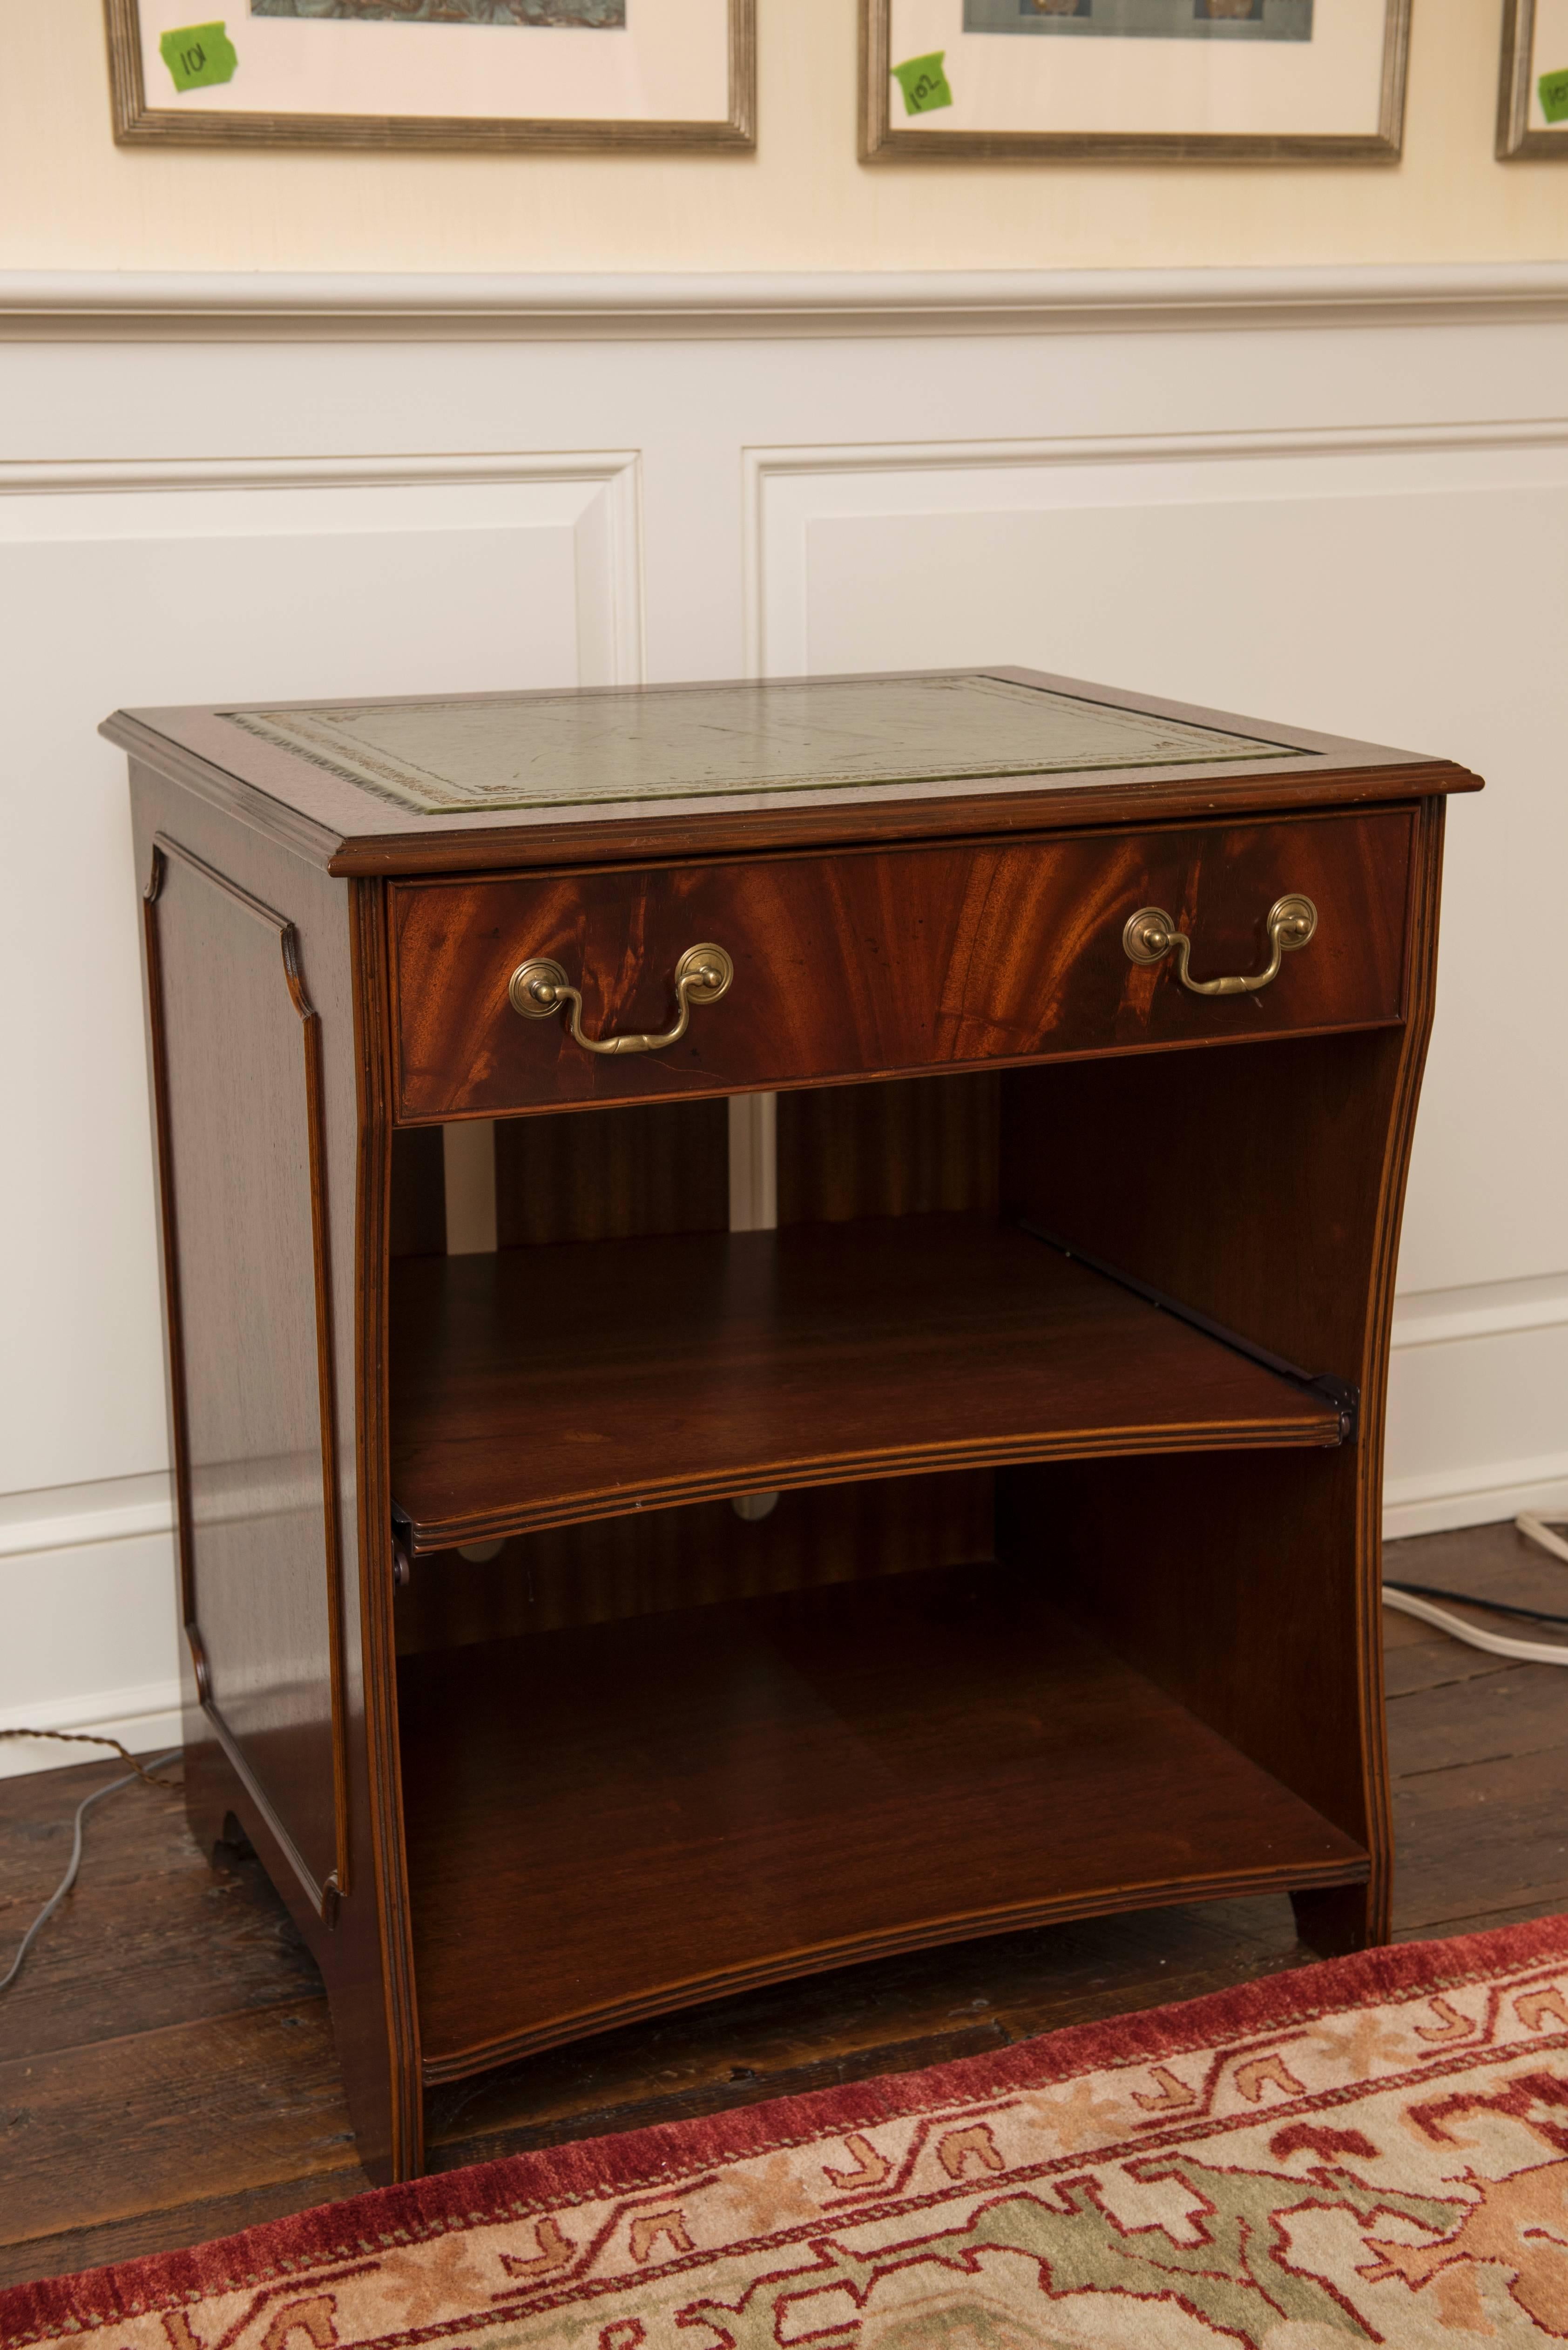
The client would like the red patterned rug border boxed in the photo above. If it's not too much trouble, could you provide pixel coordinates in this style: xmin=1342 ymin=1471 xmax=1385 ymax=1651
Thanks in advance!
xmin=7 ymin=1909 xmax=1568 ymax=2344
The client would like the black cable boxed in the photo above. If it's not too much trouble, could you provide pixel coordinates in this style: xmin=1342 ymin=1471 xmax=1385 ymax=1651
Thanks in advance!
xmin=1384 ymin=1580 xmax=1568 ymax=1632
xmin=0 ymin=1734 xmax=183 ymax=1996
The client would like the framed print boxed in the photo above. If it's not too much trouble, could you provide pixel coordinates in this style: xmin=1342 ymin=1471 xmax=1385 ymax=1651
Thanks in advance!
xmin=102 ymin=0 xmax=754 ymax=149
xmin=860 ymin=0 xmax=1410 ymax=163
xmin=1498 ymin=0 xmax=1568 ymax=157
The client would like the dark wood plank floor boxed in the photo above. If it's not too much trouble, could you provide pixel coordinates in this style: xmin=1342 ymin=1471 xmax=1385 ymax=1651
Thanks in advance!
xmin=3 ymin=1520 xmax=1565 ymax=2288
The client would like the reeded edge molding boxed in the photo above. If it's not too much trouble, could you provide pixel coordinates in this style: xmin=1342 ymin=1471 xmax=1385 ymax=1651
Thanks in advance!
xmin=4 ymin=263 xmax=1568 ymax=343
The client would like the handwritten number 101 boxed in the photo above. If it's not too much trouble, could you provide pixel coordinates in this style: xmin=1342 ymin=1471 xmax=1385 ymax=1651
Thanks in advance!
xmin=179 ymin=41 xmax=206 ymax=73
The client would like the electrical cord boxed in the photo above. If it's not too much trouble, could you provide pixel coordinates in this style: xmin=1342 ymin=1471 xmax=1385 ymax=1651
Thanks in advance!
xmin=1381 ymin=1514 xmax=1568 ymax=1667
xmin=1381 ymin=1590 xmax=1568 ymax=1665
xmin=0 ymin=1728 xmax=181 ymax=1788
xmin=1385 ymin=1580 xmax=1568 ymax=1630
xmin=0 ymin=1730 xmax=182 ymax=1996
xmin=1518 ymin=1512 xmax=1568 ymax=1567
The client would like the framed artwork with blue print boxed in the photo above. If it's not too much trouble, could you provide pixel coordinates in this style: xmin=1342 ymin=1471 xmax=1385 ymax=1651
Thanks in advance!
xmin=861 ymin=0 xmax=1409 ymax=161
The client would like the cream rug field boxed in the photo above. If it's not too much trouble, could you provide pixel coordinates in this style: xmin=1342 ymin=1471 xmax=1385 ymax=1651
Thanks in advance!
xmin=9 ymin=1915 xmax=1568 ymax=2348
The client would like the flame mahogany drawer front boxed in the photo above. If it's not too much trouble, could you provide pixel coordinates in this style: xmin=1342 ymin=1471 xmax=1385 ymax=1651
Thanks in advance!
xmin=389 ymin=808 xmax=1413 ymax=1122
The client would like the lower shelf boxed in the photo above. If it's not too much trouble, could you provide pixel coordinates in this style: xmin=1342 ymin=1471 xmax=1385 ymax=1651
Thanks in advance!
xmin=398 ymin=1561 xmax=1368 ymax=2083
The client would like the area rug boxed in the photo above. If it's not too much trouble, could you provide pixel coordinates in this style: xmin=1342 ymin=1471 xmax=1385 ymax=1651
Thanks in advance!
xmin=12 ymin=1916 xmax=1568 ymax=2349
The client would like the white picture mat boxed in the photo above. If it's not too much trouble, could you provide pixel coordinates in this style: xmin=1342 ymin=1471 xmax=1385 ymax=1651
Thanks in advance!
xmin=1528 ymin=0 xmax=1568 ymax=132
xmin=135 ymin=0 xmax=731 ymax=122
xmin=886 ymin=0 xmax=1391 ymax=136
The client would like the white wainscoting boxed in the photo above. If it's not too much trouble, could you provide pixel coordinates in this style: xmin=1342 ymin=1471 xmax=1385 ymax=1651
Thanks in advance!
xmin=1 ymin=268 xmax=1563 ymax=1773
xmin=748 ymin=424 xmax=1568 ymax=1544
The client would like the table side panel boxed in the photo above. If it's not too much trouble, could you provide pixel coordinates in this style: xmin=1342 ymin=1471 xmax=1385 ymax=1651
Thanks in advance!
xmin=130 ymin=765 xmax=423 ymax=2182
xmin=142 ymin=837 xmax=347 ymax=1917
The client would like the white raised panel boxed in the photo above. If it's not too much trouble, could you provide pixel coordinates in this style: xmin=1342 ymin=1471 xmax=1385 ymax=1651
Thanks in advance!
xmin=751 ymin=431 xmax=1568 ymax=1532
xmin=749 ymin=430 xmax=1568 ymax=1287
xmin=0 ymin=456 xmax=641 ymax=1504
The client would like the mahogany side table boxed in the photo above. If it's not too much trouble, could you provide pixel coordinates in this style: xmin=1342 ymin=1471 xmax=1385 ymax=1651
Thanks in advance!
xmin=106 ymin=667 xmax=1480 ymax=2181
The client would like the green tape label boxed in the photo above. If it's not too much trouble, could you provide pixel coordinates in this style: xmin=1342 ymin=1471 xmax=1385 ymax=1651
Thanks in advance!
xmin=160 ymin=22 xmax=238 ymax=93
xmin=892 ymin=51 xmax=953 ymax=116
xmin=1540 ymin=68 xmax=1568 ymax=125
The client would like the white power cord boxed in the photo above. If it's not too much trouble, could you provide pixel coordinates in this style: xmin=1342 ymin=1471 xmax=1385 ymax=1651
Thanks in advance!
xmin=1381 ymin=1513 xmax=1568 ymax=1666
xmin=1517 ymin=1511 xmax=1568 ymax=1567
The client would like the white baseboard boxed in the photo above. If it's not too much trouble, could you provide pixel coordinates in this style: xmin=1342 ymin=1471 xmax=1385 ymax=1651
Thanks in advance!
xmin=0 ymin=1514 xmax=182 ymax=1781
xmin=1382 ymin=1460 xmax=1568 ymax=1544
xmin=1384 ymin=1284 xmax=1568 ymax=1546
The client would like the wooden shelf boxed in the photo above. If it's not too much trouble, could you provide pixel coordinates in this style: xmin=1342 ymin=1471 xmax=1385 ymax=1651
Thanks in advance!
xmin=399 ymin=1562 xmax=1368 ymax=2082
xmin=389 ymin=1213 xmax=1341 ymax=1551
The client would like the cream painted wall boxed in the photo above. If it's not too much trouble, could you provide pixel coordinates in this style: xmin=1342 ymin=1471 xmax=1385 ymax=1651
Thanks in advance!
xmin=3 ymin=0 xmax=1568 ymax=276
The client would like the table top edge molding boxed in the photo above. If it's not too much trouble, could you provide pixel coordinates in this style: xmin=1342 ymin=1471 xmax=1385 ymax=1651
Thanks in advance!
xmin=102 ymin=682 xmax=1480 ymax=883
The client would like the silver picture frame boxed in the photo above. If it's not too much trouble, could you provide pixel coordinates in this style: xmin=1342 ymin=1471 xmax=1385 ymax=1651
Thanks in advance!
xmin=860 ymin=0 xmax=1411 ymax=163
xmin=1497 ymin=0 xmax=1568 ymax=158
xmin=103 ymin=0 xmax=755 ymax=150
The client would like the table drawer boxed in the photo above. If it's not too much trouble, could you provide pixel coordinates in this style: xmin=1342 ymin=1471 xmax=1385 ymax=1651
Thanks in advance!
xmin=389 ymin=809 xmax=1413 ymax=1122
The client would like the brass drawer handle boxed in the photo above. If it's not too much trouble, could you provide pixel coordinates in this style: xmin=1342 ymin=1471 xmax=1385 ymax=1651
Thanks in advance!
xmin=508 ymin=942 xmax=733 ymax=1056
xmin=1122 ymin=894 xmax=1317 ymax=998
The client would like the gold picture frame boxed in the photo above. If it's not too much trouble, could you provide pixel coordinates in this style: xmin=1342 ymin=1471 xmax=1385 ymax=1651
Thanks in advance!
xmin=860 ymin=0 xmax=1411 ymax=164
xmin=1498 ymin=0 xmax=1568 ymax=157
xmin=103 ymin=0 xmax=755 ymax=150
